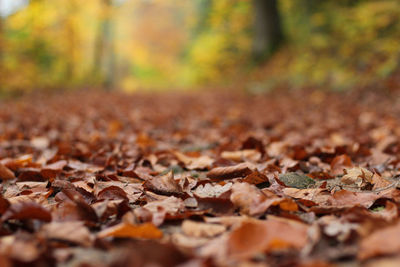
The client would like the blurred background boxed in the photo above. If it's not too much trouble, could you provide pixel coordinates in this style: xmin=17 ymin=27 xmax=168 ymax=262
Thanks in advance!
xmin=0 ymin=0 xmax=400 ymax=95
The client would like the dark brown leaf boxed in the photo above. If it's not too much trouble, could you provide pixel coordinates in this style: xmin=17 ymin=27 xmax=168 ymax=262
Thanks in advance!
xmin=0 ymin=164 xmax=15 ymax=180
xmin=2 ymin=202 xmax=51 ymax=222
xmin=143 ymin=171 xmax=183 ymax=196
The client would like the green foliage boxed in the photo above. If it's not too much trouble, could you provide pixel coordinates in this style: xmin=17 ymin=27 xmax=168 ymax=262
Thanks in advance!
xmin=272 ymin=0 xmax=400 ymax=90
xmin=179 ymin=0 xmax=252 ymax=85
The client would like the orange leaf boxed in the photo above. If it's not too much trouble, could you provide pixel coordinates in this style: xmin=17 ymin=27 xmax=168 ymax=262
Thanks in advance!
xmin=98 ymin=222 xmax=163 ymax=239
xmin=278 ymin=198 xmax=298 ymax=212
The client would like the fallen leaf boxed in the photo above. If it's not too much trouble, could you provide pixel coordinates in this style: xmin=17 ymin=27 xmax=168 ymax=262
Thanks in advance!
xmin=97 ymin=185 xmax=129 ymax=201
xmin=181 ymin=220 xmax=226 ymax=238
xmin=41 ymin=221 xmax=92 ymax=246
xmin=341 ymin=167 xmax=373 ymax=187
xmin=173 ymin=151 xmax=214 ymax=170
xmin=208 ymin=163 xmax=253 ymax=180
xmin=364 ymin=257 xmax=400 ymax=267
xmin=193 ymin=182 xmax=232 ymax=198
xmin=2 ymin=202 xmax=51 ymax=222
xmin=371 ymin=172 xmax=392 ymax=190
xmin=0 ymin=196 xmax=10 ymax=215
xmin=171 ymin=233 xmax=210 ymax=248
xmin=230 ymin=182 xmax=280 ymax=216
xmin=242 ymin=171 xmax=269 ymax=185
xmin=359 ymin=221 xmax=400 ymax=260
xmin=330 ymin=154 xmax=352 ymax=175
xmin=0 ymin=234 xmax=42 ymax=262
xmin=40 ymin=160 xmax=67 ymax=179
xmin=221 ymin=149 xmax=261 ymax=162
xmin=98 ymin=222 xmax=162 ymax=239
xmin=328 ymin=189 xmax=387 ymax=208
xmin=144 ymin=171 xmax=183 ymax=196
xmin=318 ymin=215 xmax=358 ymax=242
xmin=228 ymin=218 xmax=309 ymax=259
xmin=140 ymin=196 xmax=185 ymax=226
xmin=0 ymin=164 xmax=15 ymax=180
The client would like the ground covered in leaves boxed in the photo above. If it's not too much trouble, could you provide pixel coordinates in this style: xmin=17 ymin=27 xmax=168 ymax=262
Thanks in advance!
xmin=1 ymin=90 xmax=400 ymax=266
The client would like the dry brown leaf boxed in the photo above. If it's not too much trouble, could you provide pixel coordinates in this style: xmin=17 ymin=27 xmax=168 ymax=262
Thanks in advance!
xmin=0 ymin=164 xmax=15 ymax=180
xmin=171 ymin=233 xmax=210 ymax=249
xmin=41 ymin=221 xmax=92 ymax=246
xmin=364 ymin=257 xmax=400 ymax=267
xmin=208 ymin=163 xmax=253 ymax=180
xmin=228 ymin=218 xmax=309 ymax=259
xmin=193 ymin=182 xmax=232 ymax=198
xmin=140 ymin=196 xmax=185 ymax=226
xmin=0 ymin=235 xmax=42 ymax=262
xmin=341 ymin=167 xmax=373 ymax=187
xmin=173 ymin=151 xmax=214 ymax=170
xmin=40 ymin=160 xmax=67 ymax=179
xmin=182 ymin=220 xmax=226 ymax=238
xmin=283 ymin=187 xmax=330 ymax=205
xmin=1 ymin=201 xmax=51 ymax=222
xmin=204 ymin=216 xmax=250 ymax=228
xmin=98 ymin=222 xmax=163 ymax=239
xmin=143 ymin=171 xmax=183 ymax=196
xmin=330 ymin=154 xmax=352 ymax=175
xmin=318 ymin=215 xmax=358 ymax=242
xmin=359 ymin=221 xmax=400 ymax=260
xmin=221 ymin=149 xmax=261 ymax=162
xmin=371 ymin=172 xmax=392 ymax=190
xmin=242 ymin=171 xmax=269 ymax=185
xmin=328 ymin=189 xmax=388 ymax=208
xmin=230 ymin=182 xmax=280 ymax=216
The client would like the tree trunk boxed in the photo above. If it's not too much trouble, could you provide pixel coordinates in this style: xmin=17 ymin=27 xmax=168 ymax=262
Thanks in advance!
xmin=65 ymin=1 xmax=77 ymax=82
xmin=92 ymin=0 xmax=115 ymax=90
xmin=252 ymin=0 xmax=283 ymax=61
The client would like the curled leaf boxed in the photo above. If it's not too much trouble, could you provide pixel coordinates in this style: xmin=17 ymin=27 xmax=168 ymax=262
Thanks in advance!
xmin=208 ymin=163 xmax=253 ymax=180
xmin=0 ymin=164 xmax=15 ymax=180
xmin=144 ymin=171 xmax=183 ymax=196
xmin=341 ymin=167 xmax=373 ymax=187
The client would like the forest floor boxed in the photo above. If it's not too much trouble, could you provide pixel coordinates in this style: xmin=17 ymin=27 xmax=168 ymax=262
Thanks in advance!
xmin=1 ymin=89 xmax=400 ymax=266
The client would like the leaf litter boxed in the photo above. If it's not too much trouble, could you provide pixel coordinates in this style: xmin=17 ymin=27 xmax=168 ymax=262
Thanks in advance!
xmin=0 ymin=91 xmax=400 ymax=266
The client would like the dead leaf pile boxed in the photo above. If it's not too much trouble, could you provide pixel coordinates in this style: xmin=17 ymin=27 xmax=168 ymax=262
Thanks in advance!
xmin=0 ymin=90 xmax=400 ymax=266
